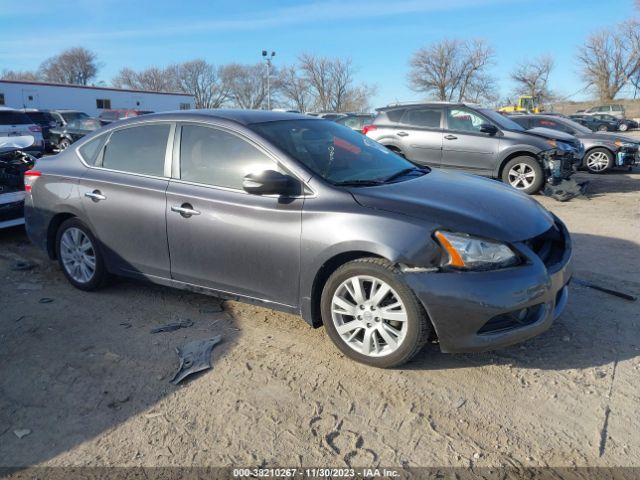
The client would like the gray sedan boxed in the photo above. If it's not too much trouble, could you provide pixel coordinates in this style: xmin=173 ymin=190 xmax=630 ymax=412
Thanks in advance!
xmin=511 ymin=115 xmax=640 ymax=174
xmin=24 ymin=110 xmax=572 ymax=367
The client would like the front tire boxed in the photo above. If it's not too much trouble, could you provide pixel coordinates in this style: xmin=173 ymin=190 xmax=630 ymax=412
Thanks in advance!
xmin=585 ymin=148 xmax=613 ymax=174
xmin=619 ymin=123 xmax=628 ymax=132
xmin=597 ymin=124 xmax=608 ymax=132
xmin=321 ymin=258 xmax=431 ymax=368
xmin=501 ymin=156 xmax=544 ymax=194
xmin=58 ymin=138 xmax=71 ymax=150
xmin=56 ymin=218 xmax=109 ymax=291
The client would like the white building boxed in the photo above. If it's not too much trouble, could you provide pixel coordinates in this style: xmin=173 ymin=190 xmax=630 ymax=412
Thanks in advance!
xmin=0 ymin=80 xmax=194 ymax=116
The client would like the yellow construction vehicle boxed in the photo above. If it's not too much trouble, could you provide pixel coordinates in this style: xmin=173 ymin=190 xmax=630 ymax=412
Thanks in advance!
xmin=498 ymin=95 xmax=541 ymax=113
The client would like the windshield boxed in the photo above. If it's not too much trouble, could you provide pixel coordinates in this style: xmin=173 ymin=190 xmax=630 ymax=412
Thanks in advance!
xmin=558 ymin=117 xmax=592 ymax=134
xmin=250 ymin=119 xmax=426 ymax=185
xmin=479 ymin=109 xmax=525 ymax=131
xmin=61 ymin=111 xmax=89 ymax=122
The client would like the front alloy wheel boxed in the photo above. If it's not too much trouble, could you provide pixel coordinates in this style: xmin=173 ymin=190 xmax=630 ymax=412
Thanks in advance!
xmin=585 ymin=148 xmax=613 ymax=174
xmin=321 ymin=258 xmax=431 ymax=368
xmin=331 ymin=275 xmax=408 ymax=357
xmin=501 ymin=156 xmax=544 ymax=194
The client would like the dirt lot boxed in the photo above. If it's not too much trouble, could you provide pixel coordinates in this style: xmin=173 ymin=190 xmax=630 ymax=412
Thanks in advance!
xmin=1 ymin=167 xmax=639 ymax=474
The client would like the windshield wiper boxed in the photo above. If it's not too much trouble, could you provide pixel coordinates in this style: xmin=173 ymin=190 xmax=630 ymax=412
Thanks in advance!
xmin=333 ymin=179 xmax=385 ymax=187
xmin=381 ymin=167 xmax=428 ymax=183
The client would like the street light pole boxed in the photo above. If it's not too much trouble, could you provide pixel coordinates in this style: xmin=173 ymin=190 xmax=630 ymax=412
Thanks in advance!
xmin=262 ymin=50 xmax=275 ymax=110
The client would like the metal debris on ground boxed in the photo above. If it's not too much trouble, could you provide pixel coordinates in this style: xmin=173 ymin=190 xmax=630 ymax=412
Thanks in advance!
xmin=543 ymin=179 xmax=589 ymax=202
xmin=573 ymin=278 xmax=637 ymax=301
xmin=150 ymin=318 xmax=194 ymax=334
xmin=170 ymin=335 xmax=222 ymax=385
xmin=11 ymin=260 xmax=35 ymax=271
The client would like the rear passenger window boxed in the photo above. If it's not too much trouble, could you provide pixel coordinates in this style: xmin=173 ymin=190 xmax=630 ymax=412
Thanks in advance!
xmin=180 ymin=125 xmax=276 ymax=190
xmin=402 ymin=108 xmax=442 ymax=128
xmin=102 ymin=124 xmax=169 ymax=176
xmin=79 ymin=135 xmax=107 ymax=165
xmin=385 ymin=109 xmax=406 ymax=122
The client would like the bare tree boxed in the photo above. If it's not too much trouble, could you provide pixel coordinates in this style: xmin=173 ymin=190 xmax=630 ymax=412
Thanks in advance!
xmin=577 ymin=21 xmax=640 ymax=101
xmin=408 ymin=39 xmax=495 ymax=103
xmin=297 ymin=54 xmax=374 ymax=112
xmin=276 ymin=65 xmax=312 ymax=112
xmin=112 ymin=67 xmax=178 ymax=92
xmin=1 ymin=69 xmax=40 ymax=81
xmin=511 ymin=55 xmax=555 ymax=102
xmin=39 ymin=47 xmax=100 ymax=85
xmin=225 ymin=63 xmax=268 ymax=109
xmin=171 ymin=60 xmax=230 ymax=109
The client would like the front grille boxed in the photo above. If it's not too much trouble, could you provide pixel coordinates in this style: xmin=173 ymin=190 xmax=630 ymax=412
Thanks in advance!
xmin=526 ymin=224 xmax=566 ymax=269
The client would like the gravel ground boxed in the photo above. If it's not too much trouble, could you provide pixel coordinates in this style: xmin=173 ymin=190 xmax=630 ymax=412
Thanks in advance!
xmin=0 ymin=168 xmax=639 ymax=474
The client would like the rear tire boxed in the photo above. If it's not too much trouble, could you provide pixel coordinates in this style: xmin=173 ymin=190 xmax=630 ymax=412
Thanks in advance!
xmin=501 ymin=156 xmax=544 ymax=195
xmin=597 ymin=125 xmax=608 ymax=132
xmin=321 ymin=257 xmax=431 ymax=368
xmin=58 ymin=138 xmax=71 ymax=150
xmin=56 ymin=218 xmax=109 ymax=291
xmin=619 ymin=123 xmax=628 ymax=132
xmin=585 ymin=148 xmax=613 ymax=174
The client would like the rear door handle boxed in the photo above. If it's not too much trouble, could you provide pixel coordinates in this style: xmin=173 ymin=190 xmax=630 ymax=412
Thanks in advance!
xmin=444 ymin=135 xmax=458 ymax=140
xmin=84 ymin=190 xmax=106 ymax=201
xmin=397 ymin=131 xmax=409 ymax=137
xmin=171 ymin=203 xmax=201 ymax=217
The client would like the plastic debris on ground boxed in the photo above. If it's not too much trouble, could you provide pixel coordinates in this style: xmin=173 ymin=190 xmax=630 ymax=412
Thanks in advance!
xmin=150 ymin=318 xmax=194 ymax=334
xmin=171 ymin=336 xmax=222 ymax=385
xmin=543 ymin=179 xmax=589 ymax=202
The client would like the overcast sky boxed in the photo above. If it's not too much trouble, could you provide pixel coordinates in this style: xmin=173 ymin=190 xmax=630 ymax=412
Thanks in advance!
xmin=0 ymin=0 xmax=636 ymax=106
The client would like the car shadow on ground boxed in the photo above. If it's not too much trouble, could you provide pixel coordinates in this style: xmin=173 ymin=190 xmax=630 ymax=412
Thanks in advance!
xmin=0 ymin=226 xmax=241 ymax=469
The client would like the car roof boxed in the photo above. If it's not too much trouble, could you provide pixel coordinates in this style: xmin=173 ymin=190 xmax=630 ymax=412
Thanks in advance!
xmin=112 ymin=109 xmax=314 ymax=126
xmin=376 ymin=101 xmax=480 ymax=111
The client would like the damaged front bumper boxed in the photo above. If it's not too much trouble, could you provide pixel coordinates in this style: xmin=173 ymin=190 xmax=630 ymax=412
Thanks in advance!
xmin=541 ymin=148 xmax=579 ymax=185
xmin=404 ymin=221 xmax=572 ymax=353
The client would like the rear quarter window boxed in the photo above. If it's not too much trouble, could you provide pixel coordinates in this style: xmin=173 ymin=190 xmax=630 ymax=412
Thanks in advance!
xmin=101 ymin=124 xmax=170 ymax=176
xmin=79 ymin=134 xmax=108 ymax=166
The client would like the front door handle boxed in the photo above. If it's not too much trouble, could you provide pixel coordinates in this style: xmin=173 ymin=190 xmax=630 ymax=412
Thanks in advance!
xmin=171 ymin=203 xmax=201 ymax=218
xmin=444 ymin=135 xmax=458 ymax=140
xmin=397 ymin=131 xmax=409 ymax=137
xmin=84 ymin=190 xmax=106 ymax=201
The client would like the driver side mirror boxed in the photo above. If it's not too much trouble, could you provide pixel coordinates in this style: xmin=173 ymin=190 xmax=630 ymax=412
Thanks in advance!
xmin=242 ymin=170 xmax=298 ymax=196
xmin=479 ymin=123 xmax=498 ymax=135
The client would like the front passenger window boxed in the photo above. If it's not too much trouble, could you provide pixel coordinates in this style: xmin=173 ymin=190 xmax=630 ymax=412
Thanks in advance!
xmin=447 ymin=108 xmax=485 ymax=132
xmin=102 ymin=124 xmax=170 ymax=176
xmin=180 ymin=125 xmax=277 ymax=190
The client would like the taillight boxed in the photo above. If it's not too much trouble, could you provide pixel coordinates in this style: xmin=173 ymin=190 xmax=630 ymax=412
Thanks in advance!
xmin=29 ymin=125 xmax=42 ymax=133
xmin=362 ymin=125 xmax=377 ymax=135
xmin=24 ymin=170 xmax=41 ymax=192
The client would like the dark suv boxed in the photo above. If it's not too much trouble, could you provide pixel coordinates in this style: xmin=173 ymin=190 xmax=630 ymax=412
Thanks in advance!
xmin=364 ymin=103 xmax=583 ymax=194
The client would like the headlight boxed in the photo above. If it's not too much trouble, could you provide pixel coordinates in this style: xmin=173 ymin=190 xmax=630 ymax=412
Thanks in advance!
xmin=614 ymin=139 xmax=637 ymax=149
xmin=434 ymin=231 xmax=519 ymax=270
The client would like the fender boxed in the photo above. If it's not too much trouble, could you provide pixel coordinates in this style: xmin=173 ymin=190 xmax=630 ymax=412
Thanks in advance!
xmin=493 ymin=145 xmax=543 ymax=177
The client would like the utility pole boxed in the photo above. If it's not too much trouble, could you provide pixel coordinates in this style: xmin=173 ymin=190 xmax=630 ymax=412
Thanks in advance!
xmin=262 ymin=50 xmax=275 ymax=110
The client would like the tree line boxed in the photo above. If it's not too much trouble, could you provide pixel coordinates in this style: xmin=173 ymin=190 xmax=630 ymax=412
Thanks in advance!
xmin=2 ymin=15 xmax=640 ymax=110
xmin=2 ymin=48 xmax=374 ymax=112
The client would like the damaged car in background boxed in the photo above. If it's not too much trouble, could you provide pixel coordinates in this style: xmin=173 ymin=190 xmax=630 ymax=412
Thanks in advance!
xmin=363 ymin=102 xmax=583 ymax=195
xmin=510 ymin=114 xmax=640 ymax=174
xmin=0 ymin=136 xmax=36 ymax=229
xmin=25 ymin=110 xmax=572 ymax=368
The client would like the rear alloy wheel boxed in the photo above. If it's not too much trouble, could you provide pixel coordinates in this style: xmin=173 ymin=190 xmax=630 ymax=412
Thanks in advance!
xmin=58 ymin=138 xmax=71 ymax=150
xmin=619 ymin=123 xmax=628 ymax=132
xmin=597 ymin=125 xmax=608 ymax=132
xmin=585 ymin=148 xmax=613 ymax=174
xmin=56 ymin=218 xmax=108 ymax=291
xmin=321 ymin=258 xmax=430 ymax=368
xmin=501 ymin=156 xmax=544 ymax=195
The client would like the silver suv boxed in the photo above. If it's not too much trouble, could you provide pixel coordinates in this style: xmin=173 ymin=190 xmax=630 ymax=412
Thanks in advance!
xmin=364 ymin=102 xmax=582 ymax=195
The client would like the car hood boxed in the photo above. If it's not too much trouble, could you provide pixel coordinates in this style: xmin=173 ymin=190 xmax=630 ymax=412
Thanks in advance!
xmin=582 ymin=132 xmax=640 ymax=144
xmin=350 ymin=170 xmax=555 ymax=243
xmin=525 ymin=127 xmax=577 ymax=142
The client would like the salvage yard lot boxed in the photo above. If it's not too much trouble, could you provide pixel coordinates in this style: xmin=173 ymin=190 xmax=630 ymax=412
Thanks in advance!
xmin=0 ymin=169 xmax=639 ymax=471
